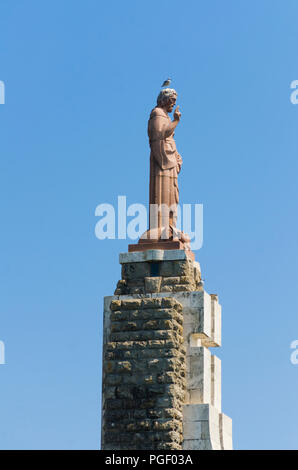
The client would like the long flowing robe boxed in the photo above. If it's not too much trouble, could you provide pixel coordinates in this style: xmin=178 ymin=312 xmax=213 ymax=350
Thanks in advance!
xmin=148 ymin=106 xmax=182 ymax=232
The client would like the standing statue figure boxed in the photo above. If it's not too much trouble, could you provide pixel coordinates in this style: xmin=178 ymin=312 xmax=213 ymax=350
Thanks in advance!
xmin=148 ymin=88 xmax=182 ymax=234
xmin=130 ymin=87 xmax=191 ymax=253
xmin=139 ymin=88 xmax=189 ymax=248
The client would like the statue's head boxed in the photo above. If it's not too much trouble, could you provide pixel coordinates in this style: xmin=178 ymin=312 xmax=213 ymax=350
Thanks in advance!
xmin=157 ymin=88 xmax=177 ymax=113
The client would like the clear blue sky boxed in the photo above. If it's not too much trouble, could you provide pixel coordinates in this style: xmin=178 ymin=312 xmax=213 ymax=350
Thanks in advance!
xmin=0 ymin=0 xmax=298 ymax=450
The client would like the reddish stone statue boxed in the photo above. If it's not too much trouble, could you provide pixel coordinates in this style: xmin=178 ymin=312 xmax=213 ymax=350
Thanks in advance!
xmin=148 ymin=88 xmax=182 ymax=234
xmin=129 ymin=88 xmax=191 ymax=255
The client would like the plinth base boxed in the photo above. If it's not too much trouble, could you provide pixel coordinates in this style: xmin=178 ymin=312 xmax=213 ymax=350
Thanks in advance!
xmin=128 ymin=239 xmax=195 ymax=261
xmin=101 ymin=249 xmax=233 ymax=450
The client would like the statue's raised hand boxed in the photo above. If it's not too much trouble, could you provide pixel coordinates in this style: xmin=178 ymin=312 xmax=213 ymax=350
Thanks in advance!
xmin=173 ymin=106 xmax=181 ymax=122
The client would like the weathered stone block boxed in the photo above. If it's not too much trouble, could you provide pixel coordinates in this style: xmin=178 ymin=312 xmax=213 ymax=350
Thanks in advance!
xmin=160 ymin=286 xmax=173 ymax=292
xmin=115 ymin=361 xmax=132 ymax=373
xmin=141 ymin=298 xmax=163 ymax=309
xmin=145 ymin=276 xmax=161 ymax=293
xmin=161 ymin=276 xmax=180 ymax=286
xmin=122 ymin=262 xmax=151 ymax=280
xmin=105 ymin=374 xmax=122 ymax=386
xmin=121 ymin=299 xmax=142 ymax=310
xmin=110 ymin=299 xmax=121 ymax=311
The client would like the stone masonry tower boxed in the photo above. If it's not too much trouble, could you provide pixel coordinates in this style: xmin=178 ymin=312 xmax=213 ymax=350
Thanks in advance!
xmin=100 ymin=87 xmax=232 ymax=450
xmin=101 ymin=249 xmax=233 ymax=450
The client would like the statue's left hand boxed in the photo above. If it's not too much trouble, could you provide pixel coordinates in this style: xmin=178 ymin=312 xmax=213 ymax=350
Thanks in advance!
xmin=177 ymin=153 xmax=182 ymax=173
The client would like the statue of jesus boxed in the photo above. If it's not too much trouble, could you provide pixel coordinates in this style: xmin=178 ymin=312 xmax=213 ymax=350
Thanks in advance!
xmin=148 ymin=88 xmax=182 ymax=238
xmin=131 ymin=87 xmax=191 ymax=252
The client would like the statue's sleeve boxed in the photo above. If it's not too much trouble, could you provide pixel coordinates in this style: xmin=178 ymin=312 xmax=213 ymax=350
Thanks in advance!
xmin=149 ymin=113 xmax=167 ymax=140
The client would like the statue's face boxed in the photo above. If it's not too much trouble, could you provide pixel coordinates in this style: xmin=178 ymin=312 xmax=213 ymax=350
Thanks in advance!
xmin=164 ymin=96 xmax=176 ymax=113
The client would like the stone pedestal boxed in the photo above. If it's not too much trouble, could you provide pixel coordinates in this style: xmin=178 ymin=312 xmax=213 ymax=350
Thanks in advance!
xmin=101 ymin=249 xmax=233 ymax=450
